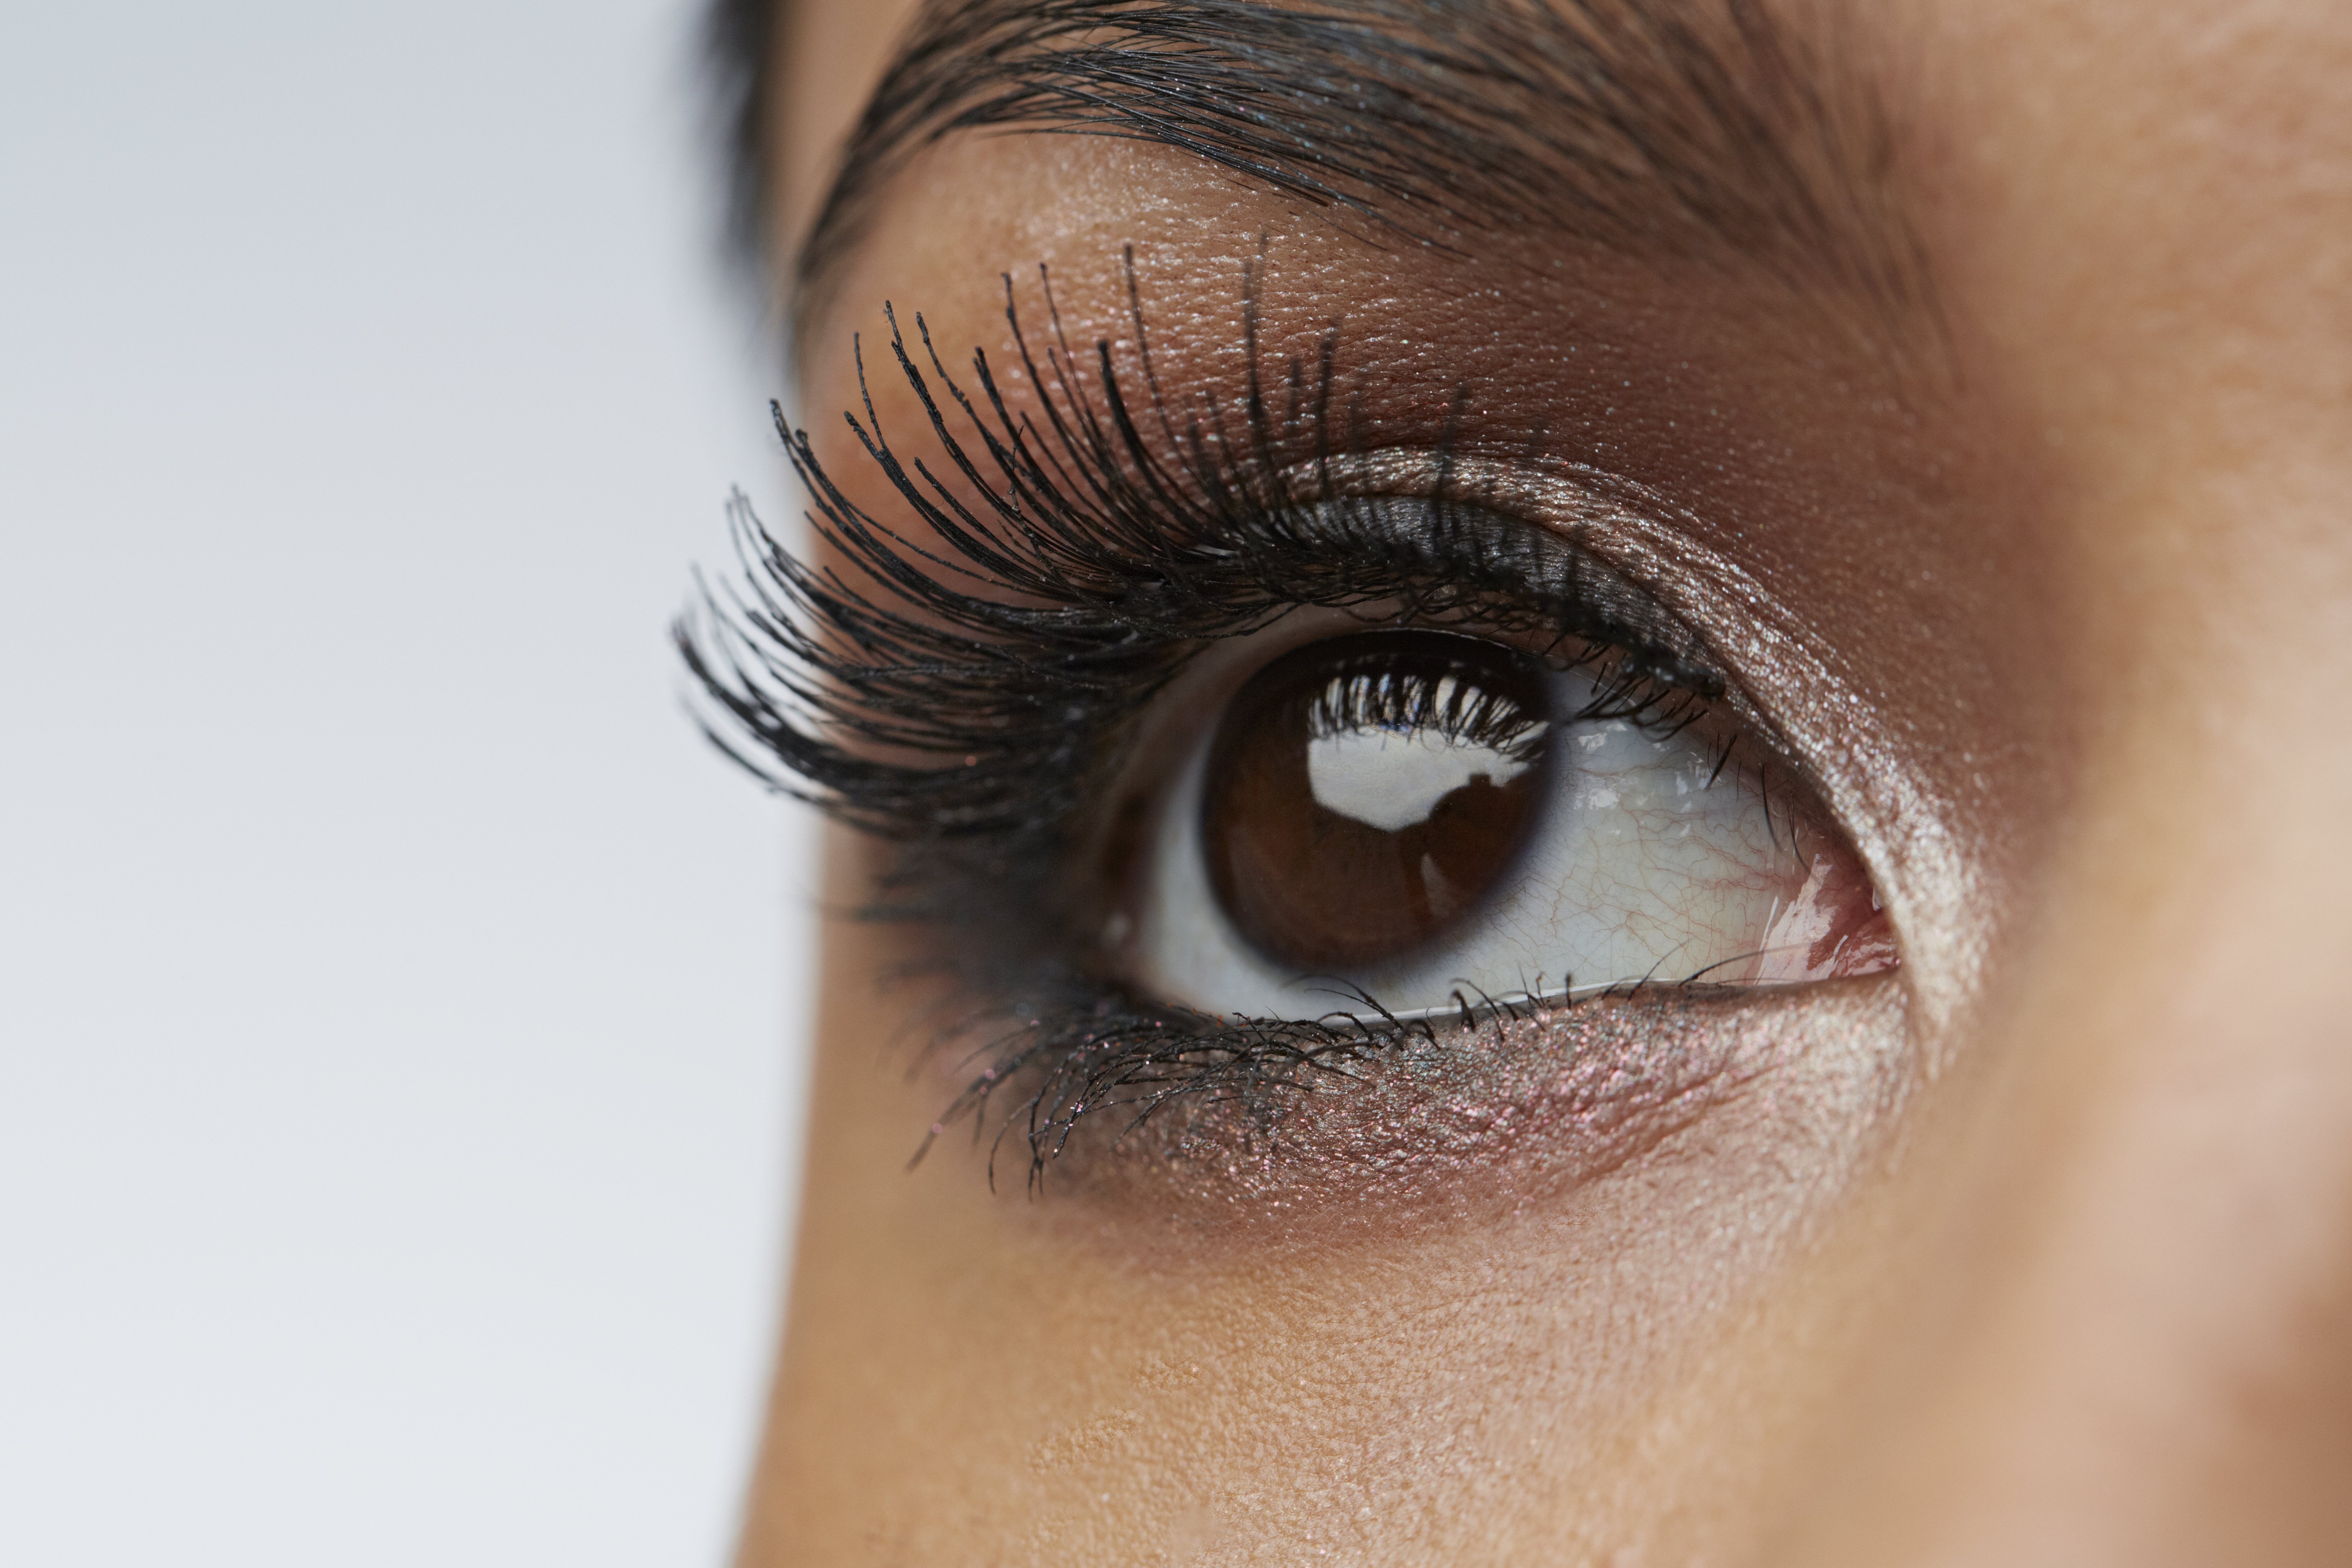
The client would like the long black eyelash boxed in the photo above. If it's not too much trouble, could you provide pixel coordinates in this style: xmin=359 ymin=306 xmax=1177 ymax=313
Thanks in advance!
xmin=677 ymin=255 xmax=1731 ymax=1183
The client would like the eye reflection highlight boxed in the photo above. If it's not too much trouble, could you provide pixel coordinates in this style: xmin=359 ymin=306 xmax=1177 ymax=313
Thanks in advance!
xmin=1205 ymin=632 xmax=1552 ymax=970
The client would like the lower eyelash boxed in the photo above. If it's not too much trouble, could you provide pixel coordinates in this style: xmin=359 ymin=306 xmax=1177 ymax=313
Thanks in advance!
xmin=678 ymin=255 xmax=1755 ymax=1180
xmin=918 ymin=965 xmax=1710 ymax=1191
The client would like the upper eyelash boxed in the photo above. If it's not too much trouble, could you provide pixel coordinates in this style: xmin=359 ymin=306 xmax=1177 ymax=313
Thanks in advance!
xmin=676 ymin=256 xmax=1760 ymax=1181
xmin=679 ymin=254 xmax=1722 ymax=843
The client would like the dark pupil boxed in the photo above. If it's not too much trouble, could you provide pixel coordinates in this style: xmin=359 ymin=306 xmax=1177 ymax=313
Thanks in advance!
xmin=1203 ymin=630 xmax=1552 ymax=971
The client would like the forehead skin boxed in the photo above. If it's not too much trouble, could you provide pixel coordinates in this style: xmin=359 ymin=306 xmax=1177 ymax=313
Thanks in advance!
xmin=747 ymin=2 xmax=2352 ymax=1564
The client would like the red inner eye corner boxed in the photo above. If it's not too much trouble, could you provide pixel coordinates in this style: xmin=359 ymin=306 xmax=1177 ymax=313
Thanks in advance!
xmin=1755 ymin=817 xmax=1899 ymax=982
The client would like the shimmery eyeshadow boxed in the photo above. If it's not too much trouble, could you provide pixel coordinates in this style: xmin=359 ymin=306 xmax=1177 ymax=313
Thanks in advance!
xmin=979 ymin=977 xmax=1911 ymax=1241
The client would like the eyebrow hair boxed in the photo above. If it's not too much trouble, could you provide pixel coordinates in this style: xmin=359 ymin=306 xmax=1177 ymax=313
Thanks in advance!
xmin=781 ymin=0 xmax=1928 ymax=330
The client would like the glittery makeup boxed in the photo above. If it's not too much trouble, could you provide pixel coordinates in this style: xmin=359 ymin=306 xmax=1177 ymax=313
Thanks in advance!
xmin=981 ymin=978 xmax=1912 ymax=1240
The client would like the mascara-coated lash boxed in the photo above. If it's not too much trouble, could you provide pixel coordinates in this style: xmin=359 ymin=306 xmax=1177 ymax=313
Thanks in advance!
xmin=679 ymin=261 xmax=1773 ymax=1182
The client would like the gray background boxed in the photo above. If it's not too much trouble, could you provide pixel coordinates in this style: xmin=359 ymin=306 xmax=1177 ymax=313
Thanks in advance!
xmin=0 ymin=3 xmax=815 ymax=1561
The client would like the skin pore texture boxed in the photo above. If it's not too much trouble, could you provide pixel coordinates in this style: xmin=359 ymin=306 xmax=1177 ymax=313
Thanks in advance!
xmin=736 ymin=1 xmax=2352 ymax=1562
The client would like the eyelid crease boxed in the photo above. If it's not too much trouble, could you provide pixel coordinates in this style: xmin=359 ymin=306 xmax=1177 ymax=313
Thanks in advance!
xmin=1280 ymin=494 xmax=1728 ymax=701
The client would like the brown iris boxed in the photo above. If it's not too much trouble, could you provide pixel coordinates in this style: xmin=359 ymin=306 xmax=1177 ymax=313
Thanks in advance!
xmin=1202 ymin=630 xmax=1554 ymax=971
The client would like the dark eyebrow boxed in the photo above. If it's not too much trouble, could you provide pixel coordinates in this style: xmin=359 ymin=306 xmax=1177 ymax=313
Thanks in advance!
xmin=791 ymin=0 xmax=1927 ymax=328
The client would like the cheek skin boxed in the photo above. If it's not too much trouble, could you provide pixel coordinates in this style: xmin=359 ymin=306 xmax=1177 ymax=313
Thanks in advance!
xmin=1765 ymin=2 xmax=2352 ymax=1560
xmin=746 ymin=828 xmax=1922 ymax=1566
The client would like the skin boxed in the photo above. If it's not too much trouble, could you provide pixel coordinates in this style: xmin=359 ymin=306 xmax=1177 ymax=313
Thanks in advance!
xmin=739 ymin=1 xmax=2352 ymax=1562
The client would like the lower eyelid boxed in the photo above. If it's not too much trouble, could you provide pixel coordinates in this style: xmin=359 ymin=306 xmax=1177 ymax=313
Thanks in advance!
xmin=988 ymin=976 xmax=1911 ymax=1225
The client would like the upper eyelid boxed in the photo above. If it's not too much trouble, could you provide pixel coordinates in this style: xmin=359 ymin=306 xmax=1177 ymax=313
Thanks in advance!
xmin=1256 ymin=487 xmax=1732 ymax=697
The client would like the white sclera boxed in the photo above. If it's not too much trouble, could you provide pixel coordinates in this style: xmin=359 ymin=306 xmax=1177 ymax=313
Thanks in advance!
xmin=1133 ymin=662 xmax=1801 ymax=1019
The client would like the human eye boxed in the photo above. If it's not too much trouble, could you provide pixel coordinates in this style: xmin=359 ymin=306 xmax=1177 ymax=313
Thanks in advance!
xmin=681 ymin=264 xmax=1908 ymax=1190
xmin=1120 ymin=611 xmax=1893 ymax=1029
